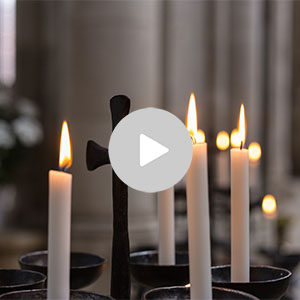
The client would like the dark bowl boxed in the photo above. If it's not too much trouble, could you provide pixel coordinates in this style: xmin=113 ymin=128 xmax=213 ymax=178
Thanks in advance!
xmin=143 ymin=286 xmax=259 ymax=300
xmin=19 ymin=251 xmax=106 ymax=289
xmin=0 ymin=289 xmax=114 ymax=299
xmin=130 ymin=250 xmax=189 ymax=288
xmin=0 ymin=270 xmax=46 ymax=295
xmin=212 ymin=265 xmax=292 ymax=300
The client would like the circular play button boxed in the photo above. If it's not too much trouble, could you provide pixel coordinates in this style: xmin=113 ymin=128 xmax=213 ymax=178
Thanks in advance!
xmin=108 ymin=108 xmax=193 ymax=193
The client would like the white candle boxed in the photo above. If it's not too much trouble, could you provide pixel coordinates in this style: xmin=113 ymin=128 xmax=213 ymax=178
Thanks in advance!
xmin=249 ymin=142 xmax=262 ymax=191
xmin=262 ymin=194 xmax=277 ymax=249
xmin=158 ymin=187 xmax=175 ymax=265
xmin=186 ymin=93 xmax=212 ymax=299
xmin=48 ymin=121 xmax=72 ymax=300
xmin=231 ymin=104 xmax=249 ymax=282
xmin=216 ymin=131 xmax=230 ymax=187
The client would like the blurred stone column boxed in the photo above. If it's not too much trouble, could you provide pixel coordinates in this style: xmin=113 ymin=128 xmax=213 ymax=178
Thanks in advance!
xmin=229 ymin=1 xmax=264 ymax=144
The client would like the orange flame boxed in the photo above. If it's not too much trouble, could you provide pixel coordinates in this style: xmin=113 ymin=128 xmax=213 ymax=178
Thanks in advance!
xmin=238 ymin=104 xmax=246 ymax=148
xmin=59 ymin=121 xmax=72 ymax=170
xmin=249 ymin=142 xmax=262 ymax=162
xmin=186 ymin=93 xmax=198 ymax=138
xmin=216 ymin=131 xmax=229 ymax=150
xmin=262 ymin=194 xmax=277 ymax=218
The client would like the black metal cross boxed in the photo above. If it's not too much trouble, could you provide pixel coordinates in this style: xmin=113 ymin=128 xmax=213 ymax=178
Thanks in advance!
xmin=86 ymin=95 xmax=131 ymax=300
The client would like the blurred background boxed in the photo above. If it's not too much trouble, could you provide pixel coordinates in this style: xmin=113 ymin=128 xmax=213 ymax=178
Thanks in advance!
xmin=0 ymin=0 xmax=300 ymax=298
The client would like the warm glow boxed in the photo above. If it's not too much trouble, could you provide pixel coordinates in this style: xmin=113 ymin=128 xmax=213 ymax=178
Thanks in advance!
xmin=262 ymin=194 xmax=277 ymax=218
xmin=216 ymin=131 xmax=229 ymax=150
xmin=185 ymin=283 xmax=191 ymax=288
xmin=186 ymin=93 xmax=198 ymax=139
xmin=230 ymin=129 xmax=240 ymax=148
xmin=249 ymin=142 xmax=262 ymax=162
xmin=238 ymin=104 xmax=246 ymax=148
xmin=59 ymin=121 xmax=72 ymax=170
xmin=195 ymin=129 xmax=205 ymax=143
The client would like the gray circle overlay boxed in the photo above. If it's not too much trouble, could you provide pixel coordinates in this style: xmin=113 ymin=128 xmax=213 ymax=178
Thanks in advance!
xmin=108 ymin=108 xmax=193 ymax=193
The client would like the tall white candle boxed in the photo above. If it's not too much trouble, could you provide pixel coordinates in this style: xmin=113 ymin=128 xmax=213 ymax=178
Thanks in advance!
xmin=186 ymin=93 xmax=212 ymax=299
xmin=216 ymin=131 xmax=230 ymax=187
xmin=48 ymin=121 xmax=72 ymax=300
xmin=231 ymin=104 xmax=250 ymax=282
xmin=158 ymin=187 xmax=175 ymax=265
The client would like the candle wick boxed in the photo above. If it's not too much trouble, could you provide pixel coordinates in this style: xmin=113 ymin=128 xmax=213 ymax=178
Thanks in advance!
xmin=240 ymin=141 xmax=243 ymax=150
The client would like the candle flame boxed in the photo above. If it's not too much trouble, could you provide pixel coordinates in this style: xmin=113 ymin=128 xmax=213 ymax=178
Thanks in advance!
xmin=195 ymin=129 xmax=205 ymax=143
xmin=216 ymin=131 xmax=229 ymax=150
xmin=59 ymin=121 xmax=72 ymax=170
xmin=249 ymin=142 xmax=262 ymax=162
xmin=230 ymin=129 xmax=240 ymax=148
xmin=186 ymin=93 xmax=198 ymax=140
xmin=262 ymin=194 xmax=277 ymax=218
xmin=238 ymin=104 xmax=246 ymax=148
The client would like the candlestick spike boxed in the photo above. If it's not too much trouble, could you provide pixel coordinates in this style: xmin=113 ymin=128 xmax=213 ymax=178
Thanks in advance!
xmin=86 ymin=141 xmax=110 ymax=171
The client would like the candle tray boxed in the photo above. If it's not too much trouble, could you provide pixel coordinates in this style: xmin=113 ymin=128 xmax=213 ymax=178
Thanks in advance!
xmin=19 ymin=251 xmax=106 ymax=289
xmin=143 ymin=286 xmax=259 ymax=300
xmin=212 ymin=265 xmax=292 ymax=300
xmin=0 ymin=289 xmax=114 ymax=299
xmin=0 ymin=270 xmax=46 ymax=295
xmin=130 ymin=250 xmax=189 ymax=288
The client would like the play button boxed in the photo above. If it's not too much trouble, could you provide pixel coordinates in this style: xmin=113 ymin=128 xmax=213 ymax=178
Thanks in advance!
xmin=140 ymin=134 xmax=169 ymax=167
xmin=108 ymin=108 xmax=193 ymax=193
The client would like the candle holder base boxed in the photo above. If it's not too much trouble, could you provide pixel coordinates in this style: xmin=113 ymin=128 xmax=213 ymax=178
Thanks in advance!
xmin=212 ymin=265 xmax=292 ymax=300
xmin=143 ymin=286 xmax=259 ymax=300
xmin=0 ymin=289 xmax=114 ymax=299
xmin=18 ymin=251 xmax=106 ymax=289
xmin=0 ymin=270 xmax=46 ymax=295
xmin=130 ymin=250 xmax=189 ymax=288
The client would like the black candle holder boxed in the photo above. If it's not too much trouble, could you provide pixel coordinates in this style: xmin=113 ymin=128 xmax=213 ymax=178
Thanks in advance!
xmin=212 ymin=265 xmax=292 ymax=300
xmin=18 ymin=251 xmax=106 ymax=289
xmin=130 ymin=250 xmax=189 ymax=288
xmin=0 ymin=289 xmax=114 ymax=299
xmin=143 ymin=286 xmax=259 ymax=300
xmin=0 ymin=270 xmax=46 ymax=295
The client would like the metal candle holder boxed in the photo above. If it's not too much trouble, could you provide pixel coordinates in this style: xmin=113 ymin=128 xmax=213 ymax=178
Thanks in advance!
xmin=212 ymin=265 xmax=292 ymax=300
xmin=130 ymin=250 xmax=189 ymax=288
xmin=86 ymin=95 xmax=131 ymax=300
xmin=18 ymin=251 xmax=106 ymax=289
xmin=0 ymin=289 xmax=114 ymax=299
xmin=0 ymin=270 xmax=46 ymax=295
xmin=143 ymin=286 xmax=259 ymax=300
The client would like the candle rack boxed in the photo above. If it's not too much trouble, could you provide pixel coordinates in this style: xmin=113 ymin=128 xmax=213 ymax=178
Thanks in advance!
xmin=18 ymin=251 xmax=106 ymax=290
xmin=130 ymin=250 xmax=189 ymax=288
xmin=0 ymin=289 xmax=114 ymax=299
xmin=143 ymin=286 xmax=259 ymax=300
xmin=0 ymin=269 xmax=46 ymax=295
xmin=212 ymin=265 xmax=292 ymax=300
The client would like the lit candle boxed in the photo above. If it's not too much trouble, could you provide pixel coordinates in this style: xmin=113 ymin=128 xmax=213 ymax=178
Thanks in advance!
xmin=249 ymin=142 xmax=262 ymax=191
xmin=262 ymin=194 xmax=277 ymax=249
xmin=231 ymin=104 xmax=250 ymax=282
xmin=186 ymin=93 xmax=212 ymax=299
xmin=158 ymin=187 xmax=175 ymax=265
xmin=215 ymin=131 xmax=230 ymax=187
xmin=48 ymin=121 xmax=72 ymax=300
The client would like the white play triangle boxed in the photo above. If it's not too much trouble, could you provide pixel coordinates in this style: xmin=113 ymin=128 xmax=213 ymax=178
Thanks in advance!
xmin=139 ymin=134 xmax=169 ymax=167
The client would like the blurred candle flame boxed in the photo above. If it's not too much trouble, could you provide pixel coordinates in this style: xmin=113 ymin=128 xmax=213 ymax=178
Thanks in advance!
xmin=230 ymin=129 xmax=240 ymax=148
xmin=262 ymin=194 xmax=277 ymax=219
xmin=59 ymin=121 xmax=72 ymax=170
xmin=216 ymin=131 xmax=229 ymax=150
xmin=185 ymin=283 xmax=191 ymax=288
xmin=238 ymin=104 xmax=246 ymax=148
xmin=249 ymin=142 xmax=262 ymax=162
